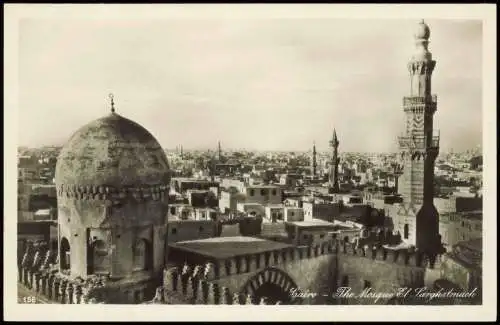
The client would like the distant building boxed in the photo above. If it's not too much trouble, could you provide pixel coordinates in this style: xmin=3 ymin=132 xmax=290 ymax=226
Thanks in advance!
xmin=279 ymin=173 xmax=302 ymax=187
xmin=439 ymin=211 xmax=482 ymax=251
xmin=236 ymin=202 xmax=266 ymax=217
xmin=283 ymin=206 xmax=304 ymax=222
xmin=167 ymin=220 xmax=218 ymax=244
xmin=244 ymin=185 xmax=282 ymax=205
xmin=438 ymin=238 xmax=482 ymax=304
xmin=171 ymin=177 xmax=220 ymax=195
xmin=284 ymin=219 xmax=337 ymax=246
xmin=264 ymin=205 xmax=284 ymax=223
xmin=302 ymin=202 xmax=341 ymax=222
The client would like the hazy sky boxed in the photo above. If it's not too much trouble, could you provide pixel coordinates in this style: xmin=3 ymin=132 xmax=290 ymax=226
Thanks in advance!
xmin=18 ymin=18 xmax=482 ymax=152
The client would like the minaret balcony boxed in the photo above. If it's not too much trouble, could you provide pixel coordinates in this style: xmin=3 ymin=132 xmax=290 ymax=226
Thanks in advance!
xmin=398 ymin=130 xmax=440 ymax=149
xmin=403 ymin=95 xmax=437 ymax=112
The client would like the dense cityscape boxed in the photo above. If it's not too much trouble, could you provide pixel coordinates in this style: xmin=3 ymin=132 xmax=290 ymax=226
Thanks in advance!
xmin=17 ymin=19 xmax=483 ymax=306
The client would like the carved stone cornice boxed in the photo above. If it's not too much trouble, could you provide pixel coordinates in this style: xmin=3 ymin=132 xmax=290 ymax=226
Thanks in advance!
xmin=57 ymin=184 xmax=169 ymax=202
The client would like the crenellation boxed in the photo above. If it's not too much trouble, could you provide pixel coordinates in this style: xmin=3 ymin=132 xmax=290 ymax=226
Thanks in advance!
xmin=195 ymin=279 xmax=206 ymax=304
xmin=264 ymin=251 xmax=271 ymax=267
xmin=215 ymin=260 xmax=224 ymax=278
xmin=248 ymin=254 xmax=258 ymax=272
xmin=239 ymin=255 xmax=248 ymax=273
xmin=220 ymin=287 xmax=231 ymax=304
xmin=281 ymin=249 xmax=288 ymax=263
xmin=228 ymin=258 xmax=237 ymax=275
xmin=59 ymin=279 xmax=68 ymax=303
xmin=74 ymin=284 xmax=83 ymax=304
xmin=34 ymin=272 xmax=41 ymax=292
xmin=47 ymin=274 xmax=55 ymax=299
xmin=207 ymin=282 xmax=217 ymax=304
xmin=53 ymin=277 xmax=60 ymax=301
xmin=272 ymin=249 xmax=281 ymax=265
xmin=232 ymin=292 xmax=242 ymax=305
xmin=66 ymin=283 xmax=74 ymax=304
xmin=258 ymin=252 xmax=266 ymax=268
xmin=41 ymin=273 xmax=48 ymax=295
xmin=165 ymin=267 xmax=179 ymax=291
xmin=185 ymin=276 xmax=194 ymax=302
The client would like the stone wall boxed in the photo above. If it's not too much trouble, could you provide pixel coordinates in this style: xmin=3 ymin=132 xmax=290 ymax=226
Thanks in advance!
xmin=159 ymin=239 xmax=441 ymax=305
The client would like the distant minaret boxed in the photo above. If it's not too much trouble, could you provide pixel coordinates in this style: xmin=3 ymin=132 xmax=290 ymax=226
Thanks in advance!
xmin=396 ymin=20 xmax=441 ymax=256
xmin=217 ymin=141 xmax=223 ymax=162
xmin=328 ymin=129 xmax=340 ymax=193
xmin=311 ymin=141 xmax=317 ymax=178
xmin=180 ymin=145 xmax=184 ymax=160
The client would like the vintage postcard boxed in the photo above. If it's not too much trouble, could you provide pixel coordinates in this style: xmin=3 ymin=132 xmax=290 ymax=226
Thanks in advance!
xmin=4 ymin=3 xmax=497 ymax=322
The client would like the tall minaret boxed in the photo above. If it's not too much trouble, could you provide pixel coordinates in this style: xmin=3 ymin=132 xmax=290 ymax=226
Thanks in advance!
xmin=311 ymin=141 xmax=317 ymax=178
xmin=396 ymin=20 xmax=441 ymax=256
xmin=328 ymin=129 xmax=340 ymax=193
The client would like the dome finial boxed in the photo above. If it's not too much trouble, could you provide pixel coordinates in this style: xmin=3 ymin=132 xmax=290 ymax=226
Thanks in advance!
xmin=109 ymin=93 xmax=115 ymax=113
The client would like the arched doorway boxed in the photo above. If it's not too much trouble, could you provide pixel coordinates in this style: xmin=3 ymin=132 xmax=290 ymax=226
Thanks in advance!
xmin=241 ymin=267 xmax=301 ymax=305
xmin=133 ymin=238 xmax=153 ymax=272
xmin=60 ymin=237 xmax=70 ymax=272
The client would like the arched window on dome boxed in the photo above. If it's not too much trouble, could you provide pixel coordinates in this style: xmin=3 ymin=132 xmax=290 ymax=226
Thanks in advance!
xmin=60 ymin=237 xmax=71 ymax=273
xmin=133 ymin=238 xmax=153 ymax=272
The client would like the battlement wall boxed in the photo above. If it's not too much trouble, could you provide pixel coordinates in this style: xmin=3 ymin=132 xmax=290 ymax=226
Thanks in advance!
xmin=169 ymin=238 xmax=439 ymax=279
xmin=18 ymin=237 xmax=442 ymax=305
xmin=17 ymin=240 xmax=152 ymax=304
xmin=160 ymin=238 xmax=441 ymax=304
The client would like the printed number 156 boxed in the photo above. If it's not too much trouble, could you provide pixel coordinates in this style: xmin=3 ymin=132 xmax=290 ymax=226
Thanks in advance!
xmin=23 ymin=296 xmax=37 ymax=303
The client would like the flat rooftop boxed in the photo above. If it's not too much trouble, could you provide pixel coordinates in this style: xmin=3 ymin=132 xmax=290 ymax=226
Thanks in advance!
xmin=169 ymin=236 xmax=292 ymax=260
xmin=287 ymin=219 xmax=337 ymax=228
xmin=456 ymin=237 xmax=482 ymax=252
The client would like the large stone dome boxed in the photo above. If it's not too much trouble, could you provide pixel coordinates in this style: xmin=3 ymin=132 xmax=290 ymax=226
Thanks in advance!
xmin=55 ymin=112 xmax=170 ymax=188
